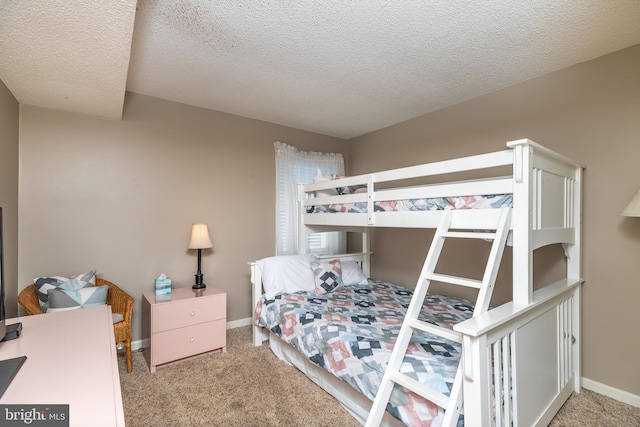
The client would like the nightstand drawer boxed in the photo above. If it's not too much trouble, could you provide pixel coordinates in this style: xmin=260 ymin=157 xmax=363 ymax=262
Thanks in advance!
xmin=152 ymin=319 xmax=226 ymax=365
xmin=152 ymin=293 xmax=226 ymax=332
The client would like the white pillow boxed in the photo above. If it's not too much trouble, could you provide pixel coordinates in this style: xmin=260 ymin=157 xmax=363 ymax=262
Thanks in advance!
xmin=257 ymin=253 xmax=318 ymax=298
xmin=313 ymin=168 xmax=330 ymax=183
xmin=341 ymin=261 xmax=369 ymax=286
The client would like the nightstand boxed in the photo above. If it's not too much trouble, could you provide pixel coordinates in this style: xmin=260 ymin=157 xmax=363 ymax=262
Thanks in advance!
xmin=142 ymin=286 xmax=226 ymax=373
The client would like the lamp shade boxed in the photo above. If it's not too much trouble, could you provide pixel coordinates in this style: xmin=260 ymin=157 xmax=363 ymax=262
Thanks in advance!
xmin=622 ymin=189 xmax=640 ymax=217
xmin=188 ymin=224 xmax=213 ymax=249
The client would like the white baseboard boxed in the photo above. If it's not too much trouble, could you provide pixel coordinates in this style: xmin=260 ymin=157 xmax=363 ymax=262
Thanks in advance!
xmin=582 ymin=377 xmax=640 ymax=408
xmin=131 ymin=317 xmax=254 ymax=351
xmin=132 ymin=338 xmax=148 ymax=351
xmin=226 ymin=317 xmax=253 ymax=329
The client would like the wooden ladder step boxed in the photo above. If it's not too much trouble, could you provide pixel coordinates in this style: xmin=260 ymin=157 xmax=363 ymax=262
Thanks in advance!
xmin=442 ymin=231 xmax=496 ymax=239
xmin=407 ymin=319 xmax=462 ymax=343
xmin=389 ymin=371 xmax=450 ymax=409
xmin=426 ymin=273 xmax=482 ymax=289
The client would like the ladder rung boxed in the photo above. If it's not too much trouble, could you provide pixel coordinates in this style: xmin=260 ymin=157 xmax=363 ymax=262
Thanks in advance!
xmin=408 ymin=319 xmax=462 ymax=343
xmin=426 ymin=273 xmax=482 ymax=289
xmin=390 ymin=371 xmax=449 ymax=409
xmin=443 ymin=231 xmax=496 ymax=239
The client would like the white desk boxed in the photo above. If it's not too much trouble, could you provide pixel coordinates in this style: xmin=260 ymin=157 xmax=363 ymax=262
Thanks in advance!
xmin=0 ymin=305 xmax=125 ymax=426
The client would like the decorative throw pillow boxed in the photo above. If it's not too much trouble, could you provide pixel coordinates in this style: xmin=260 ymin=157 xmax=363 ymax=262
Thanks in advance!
xmin=313 ymin=168 xmax=338 ymax=198
xmin=311 ymin=259 xmax=343 ymax=295
xmin=33 ymin=270 xmax=97 ymax=312
xmin=349 ymin=185 xmax=367 ymax=194
xmin=313 ymin=168 xmax=352 ymax=197
xmin=46 ymin=285 xmax=108 ymax=313
xmin=331 ymin=173 xmax=349 ymax=195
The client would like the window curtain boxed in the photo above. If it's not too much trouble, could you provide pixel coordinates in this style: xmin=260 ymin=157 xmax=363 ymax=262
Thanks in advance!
xmin=274 ymin=141 xmax=346 ymax=255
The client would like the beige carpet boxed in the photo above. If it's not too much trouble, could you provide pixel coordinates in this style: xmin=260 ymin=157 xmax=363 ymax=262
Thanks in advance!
xmin=118 ymin=326 xmax=640 ymax=426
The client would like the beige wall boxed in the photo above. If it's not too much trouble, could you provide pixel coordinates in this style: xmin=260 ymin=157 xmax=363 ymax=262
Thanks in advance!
xmin=0 ymin=80 xmax=19 ymax=318
xmin=18 ymin=92 xmax=346 ymax=342
xmin=348 ymin=45 xmax=640 ymax=396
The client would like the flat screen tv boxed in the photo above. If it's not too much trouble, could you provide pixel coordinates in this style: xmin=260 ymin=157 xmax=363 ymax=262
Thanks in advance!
xmin=0 ymin=206 xmax=27 ymax=399
xmin=0 ymin=206 xmax=21 ymax=341
xmin=0 ymin=206 xmax=5 ymax=340
xmin=0 ymin=206 xmax=24 ymax=340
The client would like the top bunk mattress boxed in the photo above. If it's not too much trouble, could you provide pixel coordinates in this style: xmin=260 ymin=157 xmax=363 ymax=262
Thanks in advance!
xmin=307 ymin=193 xmax=513 ymax=214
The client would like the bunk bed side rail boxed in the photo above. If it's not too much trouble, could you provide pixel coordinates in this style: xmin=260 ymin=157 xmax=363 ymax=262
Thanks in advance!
xmin=301 ymin=177 xmax=514 ymax=228
xmin=371 ymin=149 xmax=513 ymax=183
xmin=300 ymin=149 xmax=514 ymax=224
xmin=300 ymin=147 xmax=515 ymax=230
xmin=375 ymin=177 xmax=512 ymax=202
xmin=303 ymin=149 xmax=514 ymax=194
xmin=303 ymin=177 xmax=513 ymax=208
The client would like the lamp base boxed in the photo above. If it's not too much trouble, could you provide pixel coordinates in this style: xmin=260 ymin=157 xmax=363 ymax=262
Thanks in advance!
xmin=193 ymin=272 xmax=206 ymax=290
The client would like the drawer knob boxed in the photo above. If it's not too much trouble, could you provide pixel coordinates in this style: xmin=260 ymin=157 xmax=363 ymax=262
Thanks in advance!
xmin=190 ymin=311 xmax=196 ymax=316
xmin=190 ymin=337 xmax=195 ymax=342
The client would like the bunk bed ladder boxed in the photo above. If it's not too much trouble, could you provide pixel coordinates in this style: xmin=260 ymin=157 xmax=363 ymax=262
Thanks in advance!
xmin=365 ymin=207 xmax=512 ymax=427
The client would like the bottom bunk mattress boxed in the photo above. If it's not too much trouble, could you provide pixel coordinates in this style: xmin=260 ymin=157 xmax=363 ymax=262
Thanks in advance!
xmin=254 ymin=280 xmax=473 ymax=426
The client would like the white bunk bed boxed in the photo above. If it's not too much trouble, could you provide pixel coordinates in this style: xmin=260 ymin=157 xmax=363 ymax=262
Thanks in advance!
xmin=250 ymin=139 xmax=583 ymax=427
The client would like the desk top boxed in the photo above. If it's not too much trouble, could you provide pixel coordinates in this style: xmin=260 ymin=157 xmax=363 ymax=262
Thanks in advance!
xmin=0 ymin=305 xmax=125 ymax=426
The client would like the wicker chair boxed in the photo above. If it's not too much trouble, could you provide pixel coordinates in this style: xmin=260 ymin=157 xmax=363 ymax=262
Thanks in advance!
xmin=18 ymin=278 xmax=134 ymax=373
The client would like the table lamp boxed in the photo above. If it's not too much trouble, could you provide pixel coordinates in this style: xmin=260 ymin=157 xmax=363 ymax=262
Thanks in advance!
xmin=622 ymin=189 xmax=640 ymax=217
xmin=188 ymin=224 xmax=213 ymax=289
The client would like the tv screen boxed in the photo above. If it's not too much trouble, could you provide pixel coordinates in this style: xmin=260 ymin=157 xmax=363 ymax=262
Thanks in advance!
xmin=0 ymin=207 xmax=27 ymax=399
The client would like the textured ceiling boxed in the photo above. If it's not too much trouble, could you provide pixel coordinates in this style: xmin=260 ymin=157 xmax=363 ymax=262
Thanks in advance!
xmin=2 ymin=1 xmax=640 ymax=138
xmin=0 ymin=0 xmax=137 ymax=120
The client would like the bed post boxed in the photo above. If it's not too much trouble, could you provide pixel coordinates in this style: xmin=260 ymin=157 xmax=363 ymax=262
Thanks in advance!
xmin=361 ymin=228 xmax=371 ymax=278
xmin=461 ymin=334 xmax=492 ymax=427
xmin=508 ymin=139 xmax=534 ymax=305
xmin=567 ymin=166 xmax=583 ymax=392
xmin=298 ymin=183 xmax=308 ymax=254
xmin=565 ymin=165 xmax=582 ymax=288
xmin=250 ymin=261 xmax=269 ymax=346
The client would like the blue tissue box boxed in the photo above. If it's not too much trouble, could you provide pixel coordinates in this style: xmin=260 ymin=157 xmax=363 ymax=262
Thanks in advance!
xmin=155 ymin=278 xmax=172 ymax=297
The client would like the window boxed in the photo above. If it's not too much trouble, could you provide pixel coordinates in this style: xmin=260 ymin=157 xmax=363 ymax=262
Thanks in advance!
xmin=274 ymin=141 xmax=345 ymax=255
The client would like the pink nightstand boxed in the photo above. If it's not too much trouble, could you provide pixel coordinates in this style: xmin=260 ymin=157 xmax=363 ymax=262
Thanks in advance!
xmin=142 ymin=286 xmax=226 ymax=373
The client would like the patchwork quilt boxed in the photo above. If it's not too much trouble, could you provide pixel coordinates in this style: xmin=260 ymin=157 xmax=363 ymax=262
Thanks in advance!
xmin=308 ymin=194 xmax=513 ymax=213
xmin=254 ymin=280 xmax=473 ymax=426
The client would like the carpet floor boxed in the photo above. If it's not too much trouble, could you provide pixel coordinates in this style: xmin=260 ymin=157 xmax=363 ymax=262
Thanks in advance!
xmin=117 ymin=326 xmax=640 ymax=426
